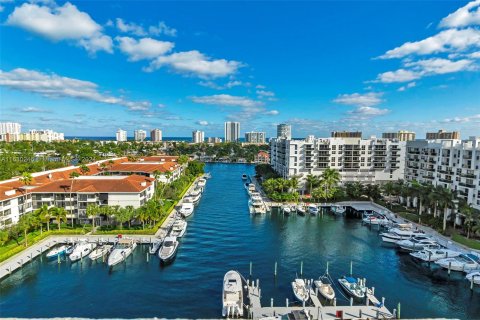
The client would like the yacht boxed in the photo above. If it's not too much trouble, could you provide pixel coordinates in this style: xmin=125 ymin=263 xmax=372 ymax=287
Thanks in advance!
xmin=46 ymin=245 xmax=69 ymax=259
xmin=332 ymin=205 xmax=346 ymax=215
xmin=179 ymin=203 xmax=194 ymax=218
xmin=466 ymin=271 xmax=480 ymax=285
xmin=158 ymin=236 xmax=179 ymax=263
xmin=291 ymin=278 xmax=310 ymax=302
xmin=69 ymin=241 xmax=96 ymax=262
xmin=338 ymin=276 xmax=366 ymax=299
xmin=436 ymin=253 xmax=480 ymax=272
xmin=380 ymin=227 xmax=424 ymax=243
xmin=308 ymin=204 xmax=319 ymax=215
xmin=242 ymin=174 xmax=248 ymax=180
xmin=314 ymin=277 xmax=335 ymax=300
xmin=410 ymin=248 xmax=461 ymax=262
xmin=107 ymin=238 xmax=137 ymax=267
xmin=362 ymin=214 xmax=389 ymax=226
xmin=89 ymin=245 xmax=112 ymax=260
xmin=249 ymin=196 xmax=266 ymax=214
xmin=222 ymin=270 xmax=244 ymax=318
xmin=297 ymin=204 xmax=306 ymax=215
xmin=396 ymin=236 xmax=438 ymax=251
xmin=170 ymin=219 xmax=187 ymax=238
xmin=282 ymin=205 xmax=291 ymax=215
xmin=197 ymin=178 xmax=207 ymax=188
xmin=184 ymin=192 xmax=201 ymax=205
xmin=149 ymin=240 xmax=162 ymax=254
xmin=246 ymin=183 xmax=256 ymax=195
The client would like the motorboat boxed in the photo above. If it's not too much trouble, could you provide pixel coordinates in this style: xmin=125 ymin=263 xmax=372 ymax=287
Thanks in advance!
xmin=249 ymin=198 xmax=266 ymax=214
xmin=69 ymin=241 xmax=96 ymax=262
xmin=410 ymin=248 xmax=461 ymax=262
xmin=107 ymin=238 xmax=137 ymax=267
xmin=362 ymin=214 xmax=389 ymax=226
xmin=466 ymin=271 xmax=480 ymax=285
xmin=149 ymin=240 xmax=162 ymax=254
xmin=291 ymin=278 xmax=310 ymax=302
xmin=282 ymin=205 xmax=292 ymax=215
xmin=184 ymin=192 xmax=201 ymax=205
xmin=332 ymin=205 xmax=346 ymax=215
xmin=197 ymin=178 xmax=207 ymax=188
xmin=314 ymin=277 xmax=335 ymax=300
xmin=396 ymin=235 xmax=438 ymax=251
xmin=245 ymin=183 xmax=256 ymax=195
xmin=170 ymin=219 xmax=187 ymax=238
xmin=222 ymin=270 xmax=244 ymax=318
xmin=179 ymin=203 xmax=194 ymax=218
xmin=242 ymin=174 xmax=248 ymax=180
xmin=308 ymin=204 xmax=319 ymax=215
xmin=189 ymin=187 xmax=203 ymax=197
xmin=380 ymin=228 xmax=424 ymax=243
xmin=297 ymin=204 xmax=306 ymax=215
xmin=158 ymin=236 xmax=179 ymax=263
xmin=46 ymin=245 xmax=69 ymax=259
xmin=89 ymin=245 xmax=112 ymax=260
xmin=436 ymin=253 xmax=480 ymax=272
xmin=338 ymin=276 xmax=366 ymax=299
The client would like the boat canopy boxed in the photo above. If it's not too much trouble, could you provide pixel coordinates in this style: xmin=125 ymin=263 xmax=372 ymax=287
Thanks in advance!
xmin=345 ymin=277 xmax=357 ymax=283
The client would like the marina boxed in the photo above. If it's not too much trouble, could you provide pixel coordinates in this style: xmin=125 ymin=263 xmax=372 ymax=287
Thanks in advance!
xmin=0 ymin=164 xmax=479 ymax=319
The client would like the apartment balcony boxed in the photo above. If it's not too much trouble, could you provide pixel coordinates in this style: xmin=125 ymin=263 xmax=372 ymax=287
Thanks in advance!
xmin=408 ymin=151 xmax=420 ymax=155
xmin=459 ymin=182 xmax=476 ymax=189
xmin=422 ymin=175 xmax=435 ymax=180
xmin=460 ymin=173 xmax=476 ymax=179
xmin=439 ymin=178 xmax=453 ymax=183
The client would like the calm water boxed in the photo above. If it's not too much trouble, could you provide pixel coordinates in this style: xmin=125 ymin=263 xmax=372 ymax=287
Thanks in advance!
xmin=1 ymin=163 xmax=479 ymax=319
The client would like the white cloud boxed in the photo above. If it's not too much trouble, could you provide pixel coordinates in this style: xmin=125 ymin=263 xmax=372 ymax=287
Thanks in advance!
xmin=196 ymin=120 xmax=209 ymax=126
xmin=0 ymin=68 xmax=151 ymax=111
xmin=470 ymin=51 xmax=480 ymax=58
xmin=149 ymin=21 xmax=177 ymax=37
xmin=376 ymin=69 xmax=422 ymax=83
xmin=439 ymin=0 xmax=480 ymax=28
xmin=146 ymin=50 xmax=242 ymax=78
xmin=20 ymin=107 xmax=51 ymax=113
xmin=442 ymin=114 xmax=480 ymax=123
xmin=333 ymin=92 xmax=383 ymax=107
xmin=191 ymin=94 xmax=263 ymax=108
xmin=349 ymin=106 xmax=389 ymax=117
xmin=198 ymin=80 xmax=243 ymax=90
xmin=405 ymin=58 xmax=476 ymax=74
xmin=398 ymin=82 xmax=416 ymax=92
xmin=116 ymin=18 xmax=146 ymax=36
xmin=256 ymin=90 xmax=275 ymax=98
xmin=256 ymin=84 xmax=266 ymax=89
xmin=264 ymin=110 xmax=279 ymax=115
xmin=379 ymin=28 xmax=480 ymax=59
xmin=116 ymin=36 xmax=174 ymax=61
xmin=115 ymin=18 xmax=177 ymax=37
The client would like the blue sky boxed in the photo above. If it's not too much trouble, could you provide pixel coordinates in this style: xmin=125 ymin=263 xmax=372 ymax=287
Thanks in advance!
xmin=0 ymin=0 xmax=479 ymax=138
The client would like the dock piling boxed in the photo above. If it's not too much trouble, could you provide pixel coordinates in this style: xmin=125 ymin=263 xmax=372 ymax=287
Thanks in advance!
xmin=397 ymin=302 xmax=401 ymax=319
xmin=349 ymin=297 xmax=353 ymax=306
xmin=359 ymin=309 xmax=362 ymax=318
xmin=270 ymin=298 xmax=273 ymax=307
xmin=448 ymin=262 xmax=451 ymax=275
xmin=286 ymin=298 xmax=289 ymax=307
xmin=333 ymin=297 xmax=336 ymax=306
xmin=372 ymin=286 xmax=375 ymax=295
xmin=471 ymin=276 xmax=474 ymax=290
xmin=326 ymin=261 xmax=329 ymax=275
xmin=274 ymin=261 xmax=277 ymax=276
xmin=57 ymin=254 xmax=60 ymax=264
xmin=382 ymin=297 xmax=385 ymax=306
xmin=350 ymin=260 xmax=353 ymax=276
xmin=256 ymin=279 xmax=259 ymax=288
xmin=300 ymin=261 xmax=303 ymax=276
xmin=146 ymin=252 xmax=149 ymax=262
xmin=250 ymin=261 xmax=252 ymax=277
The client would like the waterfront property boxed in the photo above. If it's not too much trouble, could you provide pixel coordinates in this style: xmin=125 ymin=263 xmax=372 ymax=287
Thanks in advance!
xmin=0 ymin=164 xmax=478 ymax=319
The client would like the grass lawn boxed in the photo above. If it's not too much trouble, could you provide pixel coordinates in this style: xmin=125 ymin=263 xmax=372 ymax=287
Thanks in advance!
xmin=451 ymin=233 xmax=480 ymax=250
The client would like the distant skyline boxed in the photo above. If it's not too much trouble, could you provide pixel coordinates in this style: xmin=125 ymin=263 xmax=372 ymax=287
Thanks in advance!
xmin=1 ymin=1 xmax=480 ymax=138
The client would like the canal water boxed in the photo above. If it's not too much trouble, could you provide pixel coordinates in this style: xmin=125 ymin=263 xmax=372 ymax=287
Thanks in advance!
xmin=0 ymin=163 xmax=479 ymax=319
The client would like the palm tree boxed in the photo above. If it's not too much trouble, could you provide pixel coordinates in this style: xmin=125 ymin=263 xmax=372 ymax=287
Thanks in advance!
xmin=34 ymin=204 xmax=51 ymax=233
xmin=50 ymin=207 xmax=67 ymax=230
xmin=19 ymin=172 xmax=33 ymax=216
xmin=68 ymin=171 xmax=80 ymax=227
xmin=125 ymin=205 xmax=135 ymax=228
xmin=79 ymin=164 xmax=90 ymax=175
xmin=428 ymin=185 xmax=443 ymax=218
xmin=437 ymin=187 xmax=455 ymax=232
xmin=86 ymin=204 xmax=99 ymax=228
xmin=460 ymin=204 xmax=478 ymax=239
xmin=18 ymin=213 xmax=34 ymax=247
xmin=382 ymin=181 xmax=395 ymax=208
xmin=345 ymin=182 xmax=364 ymax=199
xmin=364 ymin=184 xmax=382 ymax=202
xmin=320 ymin=169 xmax=340 ymax=200
xmin=305 ymin=174 xmax=320 ymax=194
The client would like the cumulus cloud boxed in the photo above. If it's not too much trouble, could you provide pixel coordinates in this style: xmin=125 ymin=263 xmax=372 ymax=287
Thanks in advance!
xmin=115 ymin=18 xmax=177 ymax=37
xmin=398 ymin=82 xmax=416 ymax=92
xmin=264 ymin=110 xmax=279 ymax=116
xmin=198 ymin=80 xmax=244 ymax=90
xmin=196 ymin=120 xmax=209 ymax=126
xmin=149 ymin=21 xmax=177 ymax=37
xmin=19 ymin=107 xmax=52 ymax=113
xmin=146 ymin=50 xmax=242 ymax=78
xmin=116 ymin=36 xmax=174 ymax=61
xmin=191 ymin=94 xmax=263 ymax=108
xmin=442 ymin=113 xmax=480 ymax=123
xmin=6 ymin=2 xmax=113 ymax=54
xmin=256 ymin=90 xmax=275 ymax=98
xmin=333 ymin=92 xmax=383 ymax=107
xmin=0 ymin=68 xmax=151 ymax=111
xmin=349 ymin=106 xmax=389 ymax=117
xmin=439 ymin=0 xmax=480 ymax=28
xmin=116 ymin=18 xmax=146 ymax=36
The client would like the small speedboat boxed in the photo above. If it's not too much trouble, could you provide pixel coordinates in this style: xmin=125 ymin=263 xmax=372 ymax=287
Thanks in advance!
xmin=170 ymin=219 xmax=187 ymax=238
xmin=297 ymin=204 xmax=306 ymax=215
xmin=242 ymin=174 xmax=248 ymax=180
xmin=222 ymin=270 xmax=244 ymax=318
xmin=282 ymin=205 xmax=292 ymax=215
xmin=46 ymin=245 xmax=69 ymax=259
xmin=338 ymin=276 xmax=366 ymax=299
xmin=179 ymin=203 xmax=194 ymax=218
xmin=158 ymin=236 xmax=179 ymax=263
xmin=308 ymin=204 xmax=319 ymax=215
xmin=89 ymin=245 xmax=112 ymax=260
xmin=436 ymin=253 xmax=480 ymax=272
xmin=291 ymin=278 xmax=310 ymax=302
xmin=69 ymin=242 xmax=96 ymax=262
xmin=107 ymin=238 xmax=137 ymax=267
xmin=184 ymin=192 xmax=201 ymax=205
xmin=410 ymin=248 xmax=461 ymax=262
xmin=332 ymin=205 xmax=346 ymax=215
xmin=314 ymin=278 xmax=335 ymax=300
xmin=380 ymin=228 xmax=424 ymax=243
xmin=149 ymin=240 xmax=162 ymax=254
xmin=197 ymin=178 xmax=207 ymax=188
xmin=397 ymin=236 xmax=438 ymax=251
xmin=466 ymin=271 xmax=480 ymax=285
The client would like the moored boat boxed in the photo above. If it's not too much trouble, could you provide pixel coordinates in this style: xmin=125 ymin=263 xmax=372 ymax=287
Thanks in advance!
xmin=46 ymin=245 xmax=69 ymax=259
xmin=158 ymin=236 xmax=179 ymax=263
xmin=107 ymin=238 xmax=137 ymax=267
xmin=149 ymin=240 xmax=162 ymax=254
xmin=179 ymin=203 xmax=194 ymax=218
xmin=297 ymin=204 xmax=306 ymax=215
xmin=436 ymin=253 xmax=480 ymax=272
xmin=89 ymin=245 xmax=112 ymax=260
xmin=170 ymin=219 xmax=187 ymax=238
xmin=380 ymin=227 xmax=424 ymax=243
xmin=222 ymin=270 xmax=244 ymax=318
xmin=396 ymin=236 xmax=438 ymax=251
xmin=69 ymin=241 xmax=96 ymax=262
xmin=314 ymin=277 xmax=335 ymax=300
xmin=410 ymin=248 xmax=461 ymax=262
xmin=241 ymin=174 xmax=248 ymax=180
xmin=291 ymin=278 xmax=310 ymax=302
xmin=282 ymin=205 xmax=291 ymax=215
xmin=308 ymin=204 xmax=319 ymax=215
xmin=466 ymin=271 xmax=480 ymax=285
xmin=338 ymin=276 xmax=366 ymax=299
xmin=197 ymin=178 xmax=207 ymax=188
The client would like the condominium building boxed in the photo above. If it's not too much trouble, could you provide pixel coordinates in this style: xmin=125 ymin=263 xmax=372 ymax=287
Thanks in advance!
xmin=224 ymin=122 xmax=240 ymax=142
xmin=405 ymin=137 xmax=480 ymax=210
xmin=277 ymin=123 xmax=292 ymax=140
xmin=21 ymin=130 xmax=64 ymax=142
xmin=134 ymin=129 xmax=147 ymax=141
xmin=382 ymin=131 xmax=416 ymax=141
xmin=192 ymin=130 xmax=205 ymax=144
xmin=0 ymin=122 xmax=21 ymax=134
xmin=245 ymin=131 xmax=266 ymax=144
xmin=207 ymin=137 xmax=223 ymax=143
xmin=270 ymin=136 xmax=406 ymax=187
xmin=150 ymin=129 xmax=163 ymax=142
xmin=426 ymin=130 xmax=460 ymax=140
xmin=331 ymin=131 xmax=362 ymax=138
xmin=116 ymin=129 xmax=127 ymax=142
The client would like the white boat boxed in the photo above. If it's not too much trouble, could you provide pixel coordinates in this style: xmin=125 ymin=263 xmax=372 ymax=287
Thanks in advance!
xmin=69 ymin=242 xmax=96 ymax=262
xmin=297 ymin=204 xmax=306 ymax=215
xmin=149 ymin=240 xmax=162 ymax=254
xmin=314 ymin=278 xmax=335 ymax=300
xmin=410 ymin=248 xmax=461 ymax=262
xmin=338 ymin=276 xmax=366 ymax=299
xmin=380 ymin=228 xmax=424 ymax=243
xmin=249 ymin=199 xmax=267 ymax=214
xmin=107 ymin=238 xmax=137 ymax=267
xmin=396 ymin=235 xmax=438 ymax=251
xmin=189 ymin=187 xmax=203 ymax=197
xmin=282 ymin=205 xmax=291 ymax=215
xmin=170 ymin=219 xmax=187 ymax=238
xmin=308 ymin=204 xmax=319 ymax=215
xmin=197 ymin=178 xmax=207 ymax=188
xmin=362 ymin=214 xmax=389 ymax=225
xmin=222 ymin=270 xmax=244 ymax=318
xmin=436 ymin=253 xmax=480 ymax=272
xmin=332 ymin=205 xmax=346 ymax=215
xmin=89 ymin=245 xmax=112 ymax=260
xmin=184 ymin=192 xmax=201 ymax=205
xmin=179 ymin=203 xmax=194 ymax=218
xmin=242 ymin=174 xmax=248 ymax=180
xmin=245 ymin=183 xmax=256 ymax=195
xmin=46 ymin=245 xmax=69 ymax=259
xmin=158 ymin=236 xmax=179 ymax=263
xmin=291 ymin=278 xmax=310 ymax=302
xmin=466 ymin=271 xmax=480 ymax=285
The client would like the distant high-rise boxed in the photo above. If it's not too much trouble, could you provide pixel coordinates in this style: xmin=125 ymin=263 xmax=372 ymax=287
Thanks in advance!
xmin=224 ymin=122 xmax=240 ymax=142
xmin=277 ymin=123 xmax=291 ymax=139
xmin=331 ymin=131 xmax=362 ymax=138
xmin=134 ymin=130 xmax=147 ymax=141
xmin=150 ymin=129 xmax=162 ymax=142
xmin=192 ymin=130 xmax=205 ymax=143
xmin=382 ymin=130 xmax=416 ymax=141
xmin=0 ymin=122 xmax=21 ymax=134
xmin=426 ymin=130 xmax=460 ymax=140
xmin=116 ymin=129 xmax=127 ymax=142
xmin=245 ymin=132 xmax=266 ymax=144
xmin=207 ymin=137 xmax=223 ymax=143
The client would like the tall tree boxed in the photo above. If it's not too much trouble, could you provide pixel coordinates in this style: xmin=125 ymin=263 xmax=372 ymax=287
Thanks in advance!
xmin=50 ymin=207 xmax=67 ymax=230
xmin=68 ymin=171 xmax=80 ymax=227
xmin=437 ymin=187 xmax=455 ymax=232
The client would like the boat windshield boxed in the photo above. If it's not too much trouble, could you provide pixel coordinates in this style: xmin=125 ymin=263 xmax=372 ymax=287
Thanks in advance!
xmin=164 ymin=241 xmax=174 ymax=247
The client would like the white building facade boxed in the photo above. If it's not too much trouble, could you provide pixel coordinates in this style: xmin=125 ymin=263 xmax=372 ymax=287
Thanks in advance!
xmin=134 ymin=130 xmax=147 ymax=141
xmin=150 ymin=129 xmax=162 ymax=142
xmin=245 ymin=131 xmax=266 ymax=144
xmin=192 ymin=130 xmax=205 ymax=143
xmin=0 ymin=122 xmax=21 ymax=134
xmin=224 ymin=122 xmax=240 ymax=142
xmin=277 ymin=124 xmax=292 ymax=140
xmin=116 ymin=129 xmax=127 ymax=142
